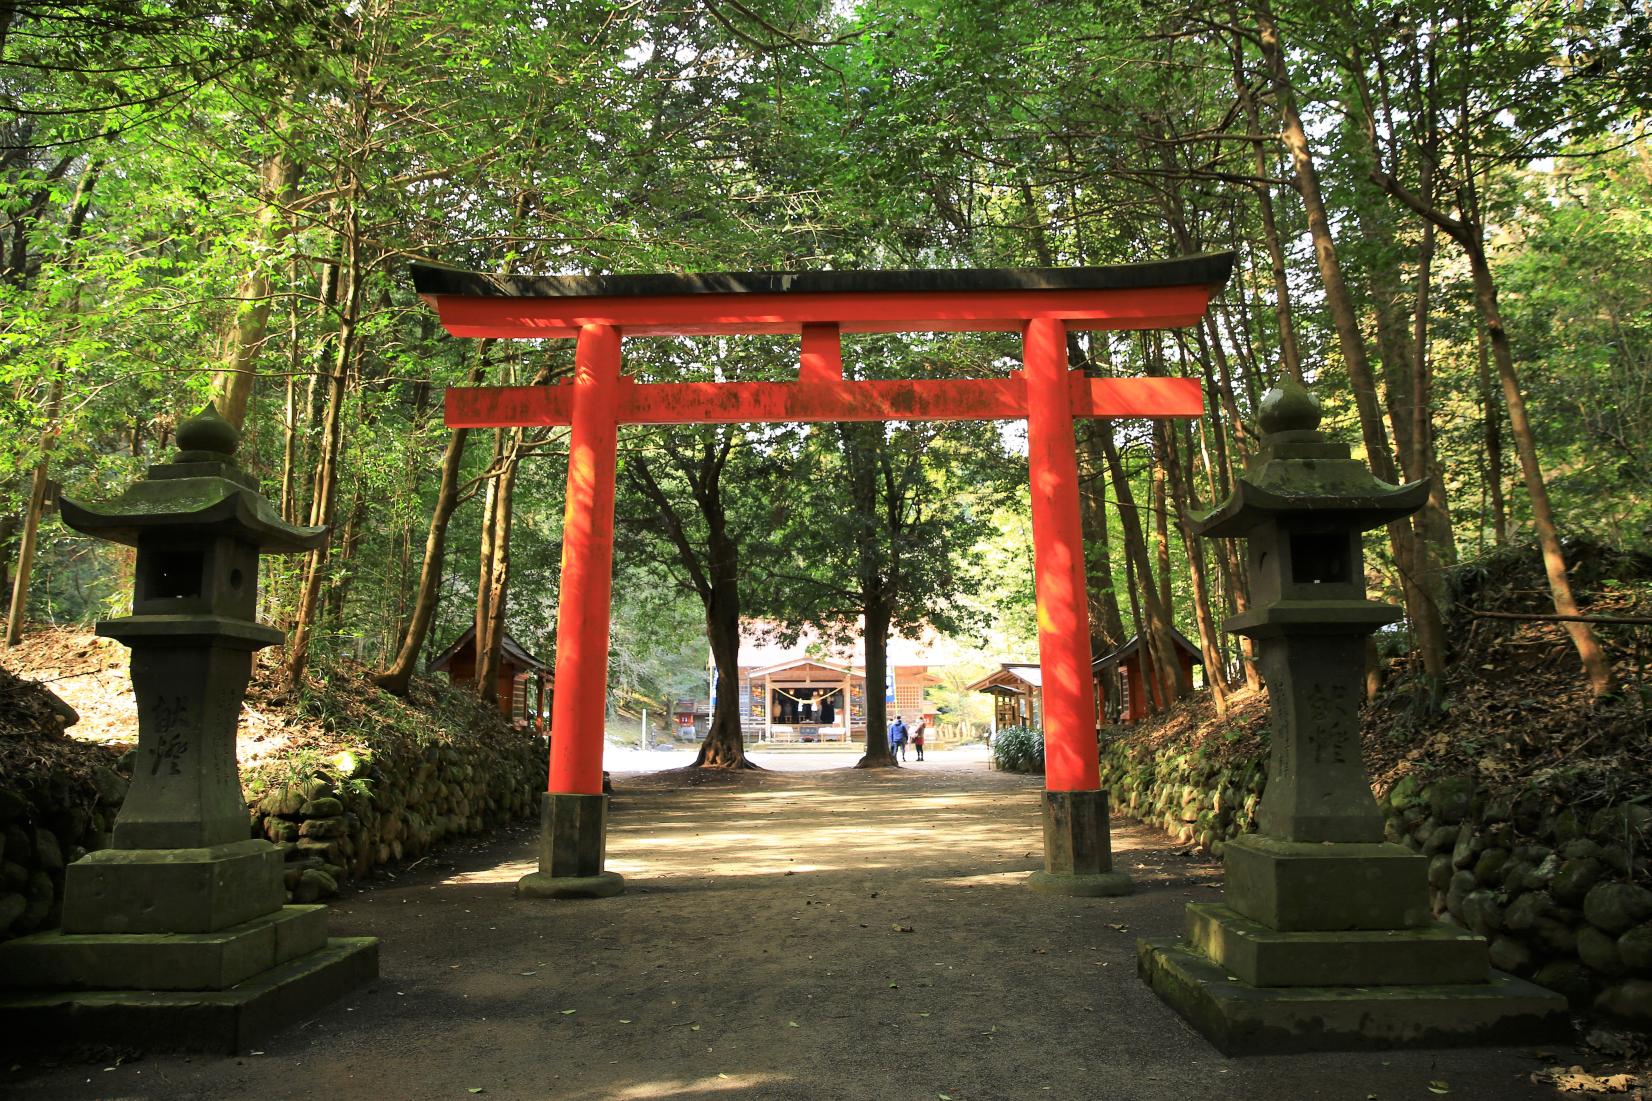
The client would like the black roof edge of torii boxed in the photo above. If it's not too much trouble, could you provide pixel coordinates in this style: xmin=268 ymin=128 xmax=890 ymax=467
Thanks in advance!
xmin=408 ymin=251 xmax=1237 ymax=300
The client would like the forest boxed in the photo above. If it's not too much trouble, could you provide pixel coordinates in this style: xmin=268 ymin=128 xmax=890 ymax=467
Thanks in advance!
xmin=2 ymin=0 xmax=1650 ymax=765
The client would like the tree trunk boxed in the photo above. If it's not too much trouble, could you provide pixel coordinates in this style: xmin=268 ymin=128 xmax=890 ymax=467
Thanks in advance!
xmin=1099 ymin=430 xmax=1181 ymax=710
xmin=325 ymin=486 xmax=367 ymax=628
xmin=1077 ymin=421 xmax=1127 ymax=652
xmin=1257 ymin=1 xmax=1448 ymax=690
xmin=286 ymin=237 xmax=359 ymax=689
xmin=373 ymin=348 xmax=489 ymax=693
xmin=1231 ymin=29 xmax=1304 ymax=384
xmin=374 ymin=426 xmax=472 ymax=693
xmin=1476 ymin=323 xmax=1507 ymax=545
xmin=4 ymin=387 xmax=56 ymax=647
xmin=695 ymin=566 xmax=755 ymax=768
xmin=475 ymin=431 xmax=520 ymax=706
xmin=1162 ymin=407 xmax=1230 ymax=715
xmin=1465 ymin=242 xmax=1615 ymax=695
xmin=856 ymin=597 xmax=898 ymax=768
xmin=4 ymin=160 xmax=99 ymax=646
xmin=209 ymin=148 xmax=301 ymax=431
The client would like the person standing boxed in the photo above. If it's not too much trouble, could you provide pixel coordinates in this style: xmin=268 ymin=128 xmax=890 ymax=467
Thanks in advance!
xmin=888 ymin=714 xmax=908 ymax=761
xmin=912 ymin=720 xmax=926 ymax=761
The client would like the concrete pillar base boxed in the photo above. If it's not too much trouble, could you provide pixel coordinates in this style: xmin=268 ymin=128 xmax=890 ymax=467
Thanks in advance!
xmin=517 ymin=792 xmax=624 ymax=899
xmin=517 ymin=870 xmax=625 ymax=900
xmin=1026 ymin=870 xmax=1135 ymax=897
xmin=1030 ymin=789 xmax=1132 ymax=895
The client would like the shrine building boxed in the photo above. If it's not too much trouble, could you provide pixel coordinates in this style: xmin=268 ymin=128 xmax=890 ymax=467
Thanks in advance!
xmin=428 ymin=625 xmax=551 ymax=727
xmin=727 ymin=622 xmax=941 ymax=744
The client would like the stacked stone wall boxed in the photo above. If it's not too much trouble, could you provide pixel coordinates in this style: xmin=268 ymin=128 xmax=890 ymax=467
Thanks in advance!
xmin=1099 ymin=739 xmax=1652 ymax=1024
xmin=0 ymin=763 xmax=128 ymax=941
xmin=2 ymin=716 xmax=549 ymax=941
xmin=246 ymin=733 xmax=549 ymax=904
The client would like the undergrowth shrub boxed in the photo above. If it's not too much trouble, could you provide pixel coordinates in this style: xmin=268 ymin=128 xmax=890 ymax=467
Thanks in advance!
xmin=991 ymin=724 xmax=1044 ymax=773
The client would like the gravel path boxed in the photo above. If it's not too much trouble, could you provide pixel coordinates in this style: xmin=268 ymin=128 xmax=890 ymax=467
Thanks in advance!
xmin=9 ymin=763 xmax=1565 ymax=1101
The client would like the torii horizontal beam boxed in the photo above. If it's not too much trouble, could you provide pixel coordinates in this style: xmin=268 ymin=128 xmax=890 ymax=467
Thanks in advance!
xmin=445 ymin=375 xmax=1204 ymax=428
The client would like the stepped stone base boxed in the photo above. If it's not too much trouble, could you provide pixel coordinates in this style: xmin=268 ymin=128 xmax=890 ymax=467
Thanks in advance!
xmin=62 ymin=839 xmax=285 ymax=935
xmin=1138 ymin=938 xmax=1568 ymax=1055
xmin=0 ymin=937 xmax=378 ymax=1054
xmin=0 ymin=906 xmax=329 ymax=992
xmin=1224 ymin=835 xmax=1431 ymax=931
xmin=1185 ymin=903 xmax=1488 ymax=988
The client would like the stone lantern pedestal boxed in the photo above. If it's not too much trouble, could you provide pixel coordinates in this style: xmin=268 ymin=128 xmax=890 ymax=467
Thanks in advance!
xmin=1138 ymin=381 xmax=1567 ymax=1053
xmin=0 ymin=407 xmax=377 ymax=1053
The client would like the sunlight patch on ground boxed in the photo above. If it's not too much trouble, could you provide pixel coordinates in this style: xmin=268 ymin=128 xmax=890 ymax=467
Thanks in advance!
xmin=928 ymin=871 xmax=1037 ymax=889
xmin=598 ymin=1072 xmax=792 ymax=1099
xmin=440 ymin=862 xmax=534 ymax=885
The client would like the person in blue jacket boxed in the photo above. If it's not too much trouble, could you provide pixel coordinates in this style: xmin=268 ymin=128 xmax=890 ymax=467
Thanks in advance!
xmin=887 ymin=715 xmax=908 ymax=761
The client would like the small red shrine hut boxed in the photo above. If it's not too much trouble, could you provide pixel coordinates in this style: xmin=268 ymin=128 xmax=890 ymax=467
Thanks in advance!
xmin=429 ymin=625 xmax=550 ymax=726
xmin=1092 ymin=629 xmax=1202 ymax=725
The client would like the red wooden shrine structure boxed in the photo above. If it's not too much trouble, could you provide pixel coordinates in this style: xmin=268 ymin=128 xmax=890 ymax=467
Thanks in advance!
xmin=415 ymin=255 xmax=1234 ymax=801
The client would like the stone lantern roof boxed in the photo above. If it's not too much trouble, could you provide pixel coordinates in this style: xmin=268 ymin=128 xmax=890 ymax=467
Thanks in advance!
xmin=59 ymin=404 xmax=326 ymax=552
xmin=1194 ymin=379 xmax=1430 ymax=539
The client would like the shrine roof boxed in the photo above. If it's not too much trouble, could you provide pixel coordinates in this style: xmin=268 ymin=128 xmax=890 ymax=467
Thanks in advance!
xmin=410 ymin=252 xmax=1235 ymax=300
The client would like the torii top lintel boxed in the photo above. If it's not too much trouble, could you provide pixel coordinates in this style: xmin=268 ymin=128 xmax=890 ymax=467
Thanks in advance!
xmin=417 ymin=252 xmax=1235 ymax=429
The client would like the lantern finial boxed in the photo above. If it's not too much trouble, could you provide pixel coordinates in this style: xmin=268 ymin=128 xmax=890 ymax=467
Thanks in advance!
xmin=1257 ymin=377 xmax=1322 ymax=435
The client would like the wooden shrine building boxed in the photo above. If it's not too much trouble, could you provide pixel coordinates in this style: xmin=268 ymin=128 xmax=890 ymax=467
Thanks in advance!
xmin=1092 ymin=629 xmax=1202 ymax=726
xmin=429 ymin=625 xmax=551 ymax=727
xmin=730 ymin=622 xmax=941 ymax=744
xmin=966 ymin=663 xmax=1044 ymax=735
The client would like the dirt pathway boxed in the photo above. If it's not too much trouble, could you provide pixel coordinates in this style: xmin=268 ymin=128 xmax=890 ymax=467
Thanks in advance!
xmin=9 ymin=765 xmax=1565 ymax=1101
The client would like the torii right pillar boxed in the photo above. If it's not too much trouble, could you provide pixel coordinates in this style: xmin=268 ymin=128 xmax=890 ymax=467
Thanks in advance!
xmin=1138 ymin=379 xmax=1568 ymax=1053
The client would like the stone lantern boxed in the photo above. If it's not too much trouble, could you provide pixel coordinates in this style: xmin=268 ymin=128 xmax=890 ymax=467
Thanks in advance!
xmin=0 ymin=405 xmax=377 ymax=1053
xmin=1138 ymin=380 xmax=1565 ymax=1053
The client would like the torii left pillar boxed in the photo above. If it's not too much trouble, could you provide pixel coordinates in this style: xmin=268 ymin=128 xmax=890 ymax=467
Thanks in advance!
xmin=517 ymin=323 xmax=626 ymax=899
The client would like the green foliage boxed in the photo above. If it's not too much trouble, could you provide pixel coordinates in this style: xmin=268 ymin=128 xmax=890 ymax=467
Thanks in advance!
xmin=991 ymin=724 xmax=1045 ymax=774
xmin=1 ymin=0 xmax=1647 ymax=717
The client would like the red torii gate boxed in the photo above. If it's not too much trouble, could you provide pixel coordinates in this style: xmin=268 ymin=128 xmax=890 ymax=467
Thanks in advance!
xmin=414 ymin=253 xmax=1235 ymax=899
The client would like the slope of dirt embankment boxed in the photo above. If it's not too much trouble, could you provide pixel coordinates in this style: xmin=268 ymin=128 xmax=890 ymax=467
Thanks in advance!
xmin=0 ymin=629 xmax=548 ymax=943
xmin=1098 ymin=539 xmax=1652 ymax=1036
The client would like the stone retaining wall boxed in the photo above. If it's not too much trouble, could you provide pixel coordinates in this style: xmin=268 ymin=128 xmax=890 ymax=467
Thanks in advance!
xmin=1099 ymin=738 xmax=1652 ymax=1025
xmin=1098 ymin=734 xmax=1265 ymax=856
xmin=0 ymin=762 xmax=127 ymax=940
xmin=247 ymin=733 xmax=549 ymax=904
xmin=1 ymin=728 xmax=549 ymax=941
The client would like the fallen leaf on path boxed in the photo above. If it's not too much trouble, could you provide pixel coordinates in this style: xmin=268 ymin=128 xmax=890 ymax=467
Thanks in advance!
xmin=519 ymin=971 xmax=537 ymax=976
xmin=1106 ymin=923 xmax=1128 ymax=932
xmin=560 ymin=1009 xmax=577 ymax=1016
xmin=618 ymin=1019 xmax=632 ymax=1024
xmin=690 ymin=1024 xmax=701 ymax=1031
xmin=1427 ymin=1082 xmax=1449 ymax=1095
xmin=788 ymin=1021 xmax=799 ymax=1028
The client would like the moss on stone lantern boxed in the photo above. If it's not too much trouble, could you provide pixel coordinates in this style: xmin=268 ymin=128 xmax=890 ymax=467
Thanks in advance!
xmin=0 ymin=405 xmax=377 ymax=1053
xmin=1138 ymin=379 xmax=1567 ymax=1055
